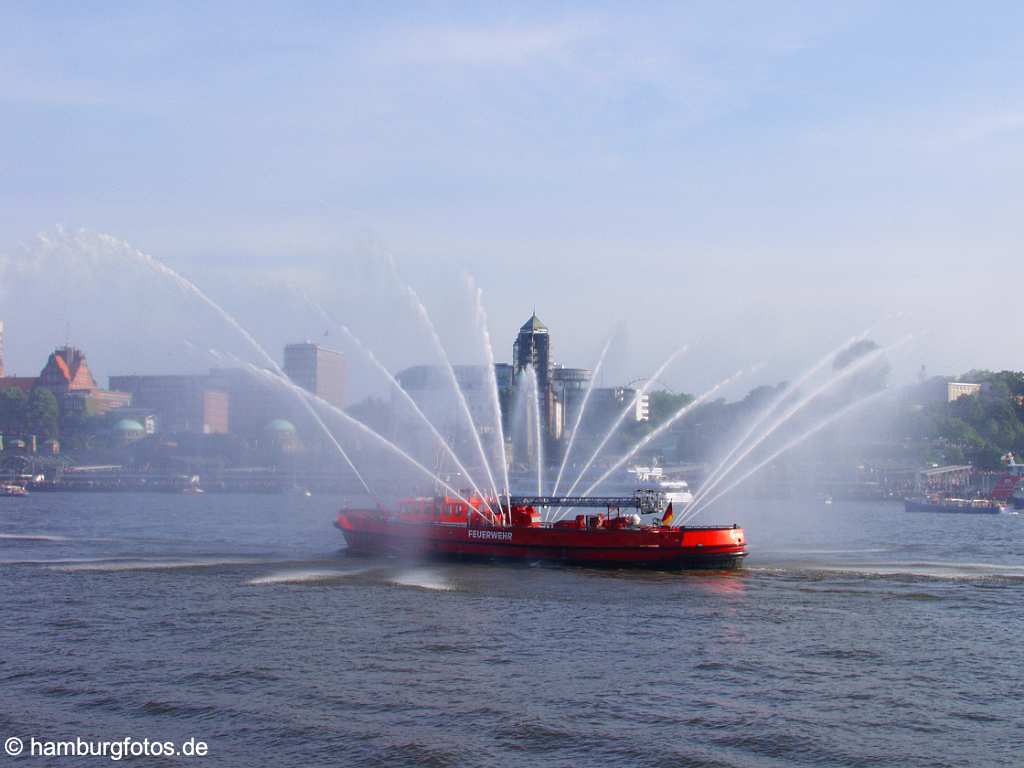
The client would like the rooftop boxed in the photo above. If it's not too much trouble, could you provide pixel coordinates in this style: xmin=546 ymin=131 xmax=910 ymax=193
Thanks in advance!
xmin=519 ymin=313 xmax=548 ymax=333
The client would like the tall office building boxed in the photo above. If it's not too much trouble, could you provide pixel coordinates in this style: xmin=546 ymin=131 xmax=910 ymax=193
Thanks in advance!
xmin=283 ymin=342 xmax=346 ymax=409
xmin=551 ymin=366 xmax=592 ymax=440
xmin=513 ymin=313 xmax=553 ymax=434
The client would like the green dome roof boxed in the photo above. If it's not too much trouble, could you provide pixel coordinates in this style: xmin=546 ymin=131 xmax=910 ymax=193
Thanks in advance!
xmin=113 ymin=419 xmax=145 ymax=433
xmin=265 ymin=419 xmax=296 ymax=433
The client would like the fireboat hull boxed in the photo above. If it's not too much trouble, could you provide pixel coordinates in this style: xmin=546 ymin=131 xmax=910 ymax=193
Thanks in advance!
xmin=335 ymin=512 xmax=748 ymax=570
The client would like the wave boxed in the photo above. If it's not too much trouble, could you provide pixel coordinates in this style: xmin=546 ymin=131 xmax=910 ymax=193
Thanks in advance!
xmin=49 ymin=557 xmax=275 ymax=572
xmin=1 ymin=557 xmax=113 ymax=565
xmin=388 ymin=568 xmax=452 ymax=592
xmin=0 ymin=533 xmax=69 ymax=542
xmin=766 ymin=548 xmax=891 ymax=555
xmin=826 ymin=561 xmax=1024 ymax=579
xmin=245 ymin=568 xmax=371 ymax=585
xmin=750 ymin=560 xmax=1024 ymax=581
xmin=246 ymin=565 xmax=455 ymax=590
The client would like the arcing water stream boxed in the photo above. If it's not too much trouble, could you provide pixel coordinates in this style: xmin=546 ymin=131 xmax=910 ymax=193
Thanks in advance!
xmin=124 ymin=238 xmax=376 ymax=500
xmin=82 ymin=230 xmax=505 ymax=519
xmin=687 ymin=332 xmax=867 ymax=511
xmin=468 ymin=279 xmax=512 ymax=518
xmin=688 ymin=336 xmax=912 ymax=515
xmin=235 ymin=359 xmax=498 ymax=524
xmin=403 ymin=285 xmax=503 ymax=507
xmin=684 ymin=387 xmax=897 ymax=522
xmin=551 ymin=368 xmax=745 ymax=521
xmin=304 ymin=298 xmax=495 ymax=517
xmin=525 ymin=365 xmax=544 ymax=497
xmin=552 ymin=334 xmax=614 ymax=497
xmin=560 ymin=346 xmax=688 ymax=500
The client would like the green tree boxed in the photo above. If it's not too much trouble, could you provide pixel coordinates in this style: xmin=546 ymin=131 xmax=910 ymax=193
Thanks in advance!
xmin=919 ymin=369 xmax=1024 ymax=466
xmin=646 ymin=390 xmax=694 ymax=428
xmin=939 ymin=416 xmax=985 ymax=450
xmin=25 ymin=389 xmax=59 ymax=438
xmin=60 ymin=410 xmax=106 ymax=451
xmin=832 ymin=339 xmax=890 ymax=397
xmin=0 ymin=388 xmax=28 ymax=433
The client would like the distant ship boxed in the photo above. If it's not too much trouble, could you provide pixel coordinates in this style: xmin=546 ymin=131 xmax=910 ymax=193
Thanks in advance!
xmin=904 ymin=496 xmax=1006 ymax=515
xmin=0 ymin=484 xmax=29 ymax=497
xmin=995 ymin=453 xmax=1024 ymax=509
xmin=906 ymin=453 xmax=1020 ymax=515
xmin=336 ymin=491 xmax=746 ymax=570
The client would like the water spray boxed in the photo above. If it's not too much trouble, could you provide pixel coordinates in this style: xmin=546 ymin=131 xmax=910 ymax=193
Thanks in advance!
xmin=560 ymin=346 xmax=689 ymax=502
xmin=552 ymin=334 xmax=614 ymax=498
xmin=127 ymin=238 xmax=375 ymax=500
xmin=555 ymin=368 xmax=746 ymax=519
xmin=689 ymin=329 xmax=873 ymax=511
xmin=683 ymin=387 xmax=896 ymax=522
xmin=403 ymin=286 xmax=503 ymax=507
xmin=688 ymin=336 xmax=912 ymax=518
xmin=526 ymin=365 xmax=544 ymax=497
xmin=304 ymin=298 xmax=496 ymax=518
xmin=468 ymin=279 xmax=512 ymax=523
xmin=238 ymin=360 xmax=497 ymax=524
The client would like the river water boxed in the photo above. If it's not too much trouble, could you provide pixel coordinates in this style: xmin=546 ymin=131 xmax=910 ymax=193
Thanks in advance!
xmin=1 ymin=493 xmax=1020 ymax=767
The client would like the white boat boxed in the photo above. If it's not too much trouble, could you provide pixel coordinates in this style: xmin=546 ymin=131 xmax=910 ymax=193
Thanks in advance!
xmin=0 ymin=484 xmax=29 ymax=497
xmin=628 ymin=467 xmax=696 ymax=505
xmin=658 ymin=479 xmax=695 ymax=505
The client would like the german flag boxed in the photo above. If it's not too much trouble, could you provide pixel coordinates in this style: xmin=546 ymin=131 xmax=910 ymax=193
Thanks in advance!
xmin=661 ymin=502 xmax=675 ymax=527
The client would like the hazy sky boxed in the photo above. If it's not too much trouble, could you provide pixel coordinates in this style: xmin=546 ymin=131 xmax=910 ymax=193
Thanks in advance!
xmin=1 ymin=2 xmax=1021 ymax=398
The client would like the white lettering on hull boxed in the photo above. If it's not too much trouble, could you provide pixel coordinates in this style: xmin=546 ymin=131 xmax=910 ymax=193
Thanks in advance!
xmin=467 ymin=529 xmax=513 ymax=542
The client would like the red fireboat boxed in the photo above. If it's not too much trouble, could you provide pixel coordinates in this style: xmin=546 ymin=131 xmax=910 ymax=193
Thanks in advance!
xmin=335 ymin=491 xmax=747 ymax=570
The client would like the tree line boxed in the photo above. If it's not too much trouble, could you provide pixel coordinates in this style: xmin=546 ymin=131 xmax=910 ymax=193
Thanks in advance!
xmin=905 ymin=371 xmax=1024 ymax=469
xmin=0 ymin=388 xmax=61 ymax=439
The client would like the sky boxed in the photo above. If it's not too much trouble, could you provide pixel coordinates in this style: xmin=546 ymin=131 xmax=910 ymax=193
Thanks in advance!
xmin=1 ymin=1 xmax=1022 ymax=399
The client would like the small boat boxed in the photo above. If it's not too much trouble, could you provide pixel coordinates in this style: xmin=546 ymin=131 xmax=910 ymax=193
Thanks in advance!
xmin=904 ymin=495 xmax=1006 ymax=515
xmin=628 ymin=466 xmax=695 ymax=505
xmin=658 ymin=479 xmax=695 ymax=505
xmin=336 ymin=491 xmax=747 ymax=570
xmin=0 ymin=484 xmax=29 ymax=497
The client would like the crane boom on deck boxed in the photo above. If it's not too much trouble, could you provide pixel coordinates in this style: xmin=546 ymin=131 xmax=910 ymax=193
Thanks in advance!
xmin=508 ymin=490 xmax=668 ymax=514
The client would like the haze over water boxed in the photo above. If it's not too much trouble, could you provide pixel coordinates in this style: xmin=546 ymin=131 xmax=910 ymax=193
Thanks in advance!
xmin=1 ymin=494 xmax=1021 ymax=767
